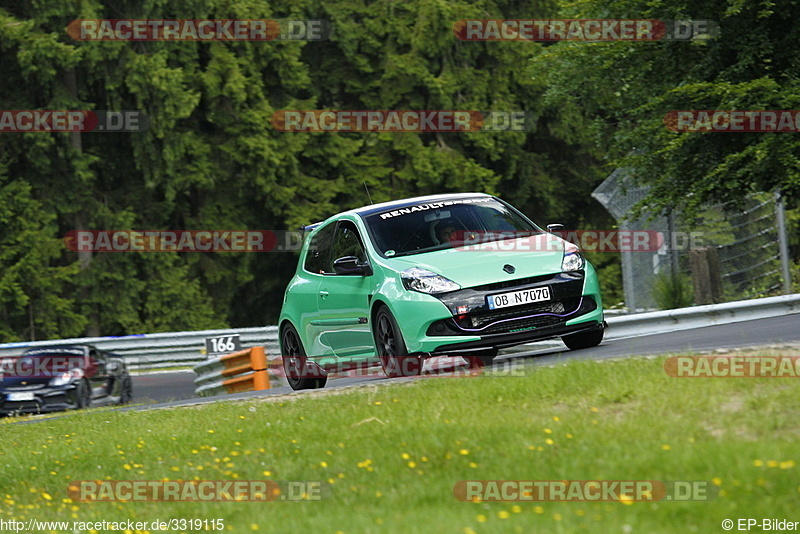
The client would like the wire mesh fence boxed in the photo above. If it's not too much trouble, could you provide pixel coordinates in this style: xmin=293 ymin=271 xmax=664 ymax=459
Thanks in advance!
xmin=696 ymin=197 xmax=784 ymax=299
xmin=593 ymin=169 xmax=791 ymax=312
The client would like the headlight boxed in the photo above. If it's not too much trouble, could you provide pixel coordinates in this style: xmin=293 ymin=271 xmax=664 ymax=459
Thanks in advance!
xmin=561 ymin=242 xmax=585 ymax=271
xmin=401 ymin=267 xmax=461 ymax=294
xmin=49 ymin=368 xmax=83 ymax=387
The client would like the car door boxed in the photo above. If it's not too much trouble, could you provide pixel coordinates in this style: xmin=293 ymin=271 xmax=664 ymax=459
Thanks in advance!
xmin=316 ymin=220 xmax=374 ymax=358
xmin=298 ymin=222 xmax=336 ymax=357
xmin=86 ymin=348 xmax=109 ymax=398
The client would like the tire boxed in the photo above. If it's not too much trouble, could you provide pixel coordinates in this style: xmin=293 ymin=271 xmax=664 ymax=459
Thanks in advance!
xmin=118 ymin=373 xmax=133 ymax=404
xmin=562 ymin=327 xmax=604 ymax=350
xmin=76 ymin=379 xmax=91 ymax=409
xmin=373 ymin=305 xmax=422 ymax=378
xmin=281 ymin=324 xmax=328 ymax=390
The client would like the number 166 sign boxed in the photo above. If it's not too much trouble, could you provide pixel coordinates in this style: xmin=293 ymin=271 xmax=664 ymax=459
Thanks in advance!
xmin=205 ymin=334 xmax=241 ymax=356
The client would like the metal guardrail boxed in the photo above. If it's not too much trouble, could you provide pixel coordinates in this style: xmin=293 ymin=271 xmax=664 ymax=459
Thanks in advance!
xmin=605 ymin=293 xmax=800 ymax=340
xmin=0 ymin=327 xmax=279 ymax=371
xmin=0 ymin=294 xmax=797 ymax=371
xmin=194 ymin=346 xmax=279 ymax=397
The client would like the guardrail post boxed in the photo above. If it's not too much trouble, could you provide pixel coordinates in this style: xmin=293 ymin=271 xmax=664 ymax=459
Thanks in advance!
xmin=249 ymin=346 xmax=269 ymax=390
xmin=775 ymin=190 xmax=792 ymax=294
xmin=690 ymin=247 xmax=723 ymax=305
xmin=194 ymin=345 xmax=274 ymax=397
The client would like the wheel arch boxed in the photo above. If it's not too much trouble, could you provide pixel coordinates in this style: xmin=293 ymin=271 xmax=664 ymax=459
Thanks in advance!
xmin=370 ymin=297 xmax=391 ymax=324
xmin=278 ymin=319 xmax=296 ymax=351
xmin=370 ymin=298 xmax=404 ymax=339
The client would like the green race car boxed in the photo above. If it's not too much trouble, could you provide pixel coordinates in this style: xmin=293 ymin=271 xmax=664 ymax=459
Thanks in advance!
xmin=278 ymin=193 xmax=605 ymax=390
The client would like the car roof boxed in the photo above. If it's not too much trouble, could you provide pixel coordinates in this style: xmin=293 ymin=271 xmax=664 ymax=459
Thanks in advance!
xmin=22 ymin=345 xmax=94 ymax=355
xmin=303 ymin=192 xmax=494 ymax=231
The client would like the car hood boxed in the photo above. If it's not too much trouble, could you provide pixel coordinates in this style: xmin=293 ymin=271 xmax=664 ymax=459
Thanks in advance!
xmin=0 ymin=375 xmax=58 ymax=388
xmin=383 ymin=234 xmax=566 ymax=288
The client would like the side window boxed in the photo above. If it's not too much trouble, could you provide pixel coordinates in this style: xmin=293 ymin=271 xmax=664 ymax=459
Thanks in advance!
xmin=330 ymin=221 xmax=367 ymax=273
xmin=303 ymin=224 xmax=335 ymax=274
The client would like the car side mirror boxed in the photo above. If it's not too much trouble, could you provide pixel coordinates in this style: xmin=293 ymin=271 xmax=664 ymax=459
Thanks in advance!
xmin=106 ymin=361 xmax=123 ymax=376
xmin=547 ymin=224 xmax=565 ymax=233
xmin=333 ymin=256 xmax=373 ymax=276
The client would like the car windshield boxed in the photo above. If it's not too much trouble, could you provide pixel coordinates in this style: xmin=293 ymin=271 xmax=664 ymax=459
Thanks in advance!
xmin=362 ymin=197 xmax=542 ymax=257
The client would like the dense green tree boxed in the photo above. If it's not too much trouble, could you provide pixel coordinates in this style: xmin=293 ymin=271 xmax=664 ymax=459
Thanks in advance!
xmin=0 ymin=0 xmax=630 ymax=338
xmin=0 ymin=180 xmax=85 ymax=340
xmin=530 ymin=0 xmax=800 ymax=216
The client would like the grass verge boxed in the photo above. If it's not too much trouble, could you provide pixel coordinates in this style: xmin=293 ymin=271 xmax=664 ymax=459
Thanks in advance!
xmin=1 ymin=349 xmax=799 ymax=533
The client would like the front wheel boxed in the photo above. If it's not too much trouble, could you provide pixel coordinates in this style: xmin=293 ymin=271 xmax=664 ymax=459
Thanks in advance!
xmin=562 ymin=327 xmax=604 ymax=350
xmin=76 ymin=379 xmax=91 ymax=409
xmin=118 ymin=373 xmax=133 ymax=404
xmin=281 ymin=324 xmax=328 ymax=390
xmin=373 ymin=305 xmax=422 ymax=378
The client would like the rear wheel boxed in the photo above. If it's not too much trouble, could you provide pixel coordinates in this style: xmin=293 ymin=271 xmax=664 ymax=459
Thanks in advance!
xmin=562 ymin=327 xmax=604 ymax=350
xmin=281 ymin=324 xmax=327 ymax=390
xmin=374 ymin=305 xmax=422 ymax=378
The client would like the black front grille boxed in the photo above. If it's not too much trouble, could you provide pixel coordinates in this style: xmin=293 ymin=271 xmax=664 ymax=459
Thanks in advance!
xmin=479 ymin=313 xmax=565 ymax=334
xmin=458 ymin=298 xmax=579 ymax=330
xmin=428 ymin=296 xmax=597 ymax=336
xmin=1 ymin=400 xmax=41 ymax=413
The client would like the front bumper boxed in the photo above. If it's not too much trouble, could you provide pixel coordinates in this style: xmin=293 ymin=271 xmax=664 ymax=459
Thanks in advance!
xmin=0 ymin=385 xmax=79 ymax=415
xmin=400 ymin=268 xmax=604 ymax=354
xmin=428 ymin=321 xmax=605 ymax=354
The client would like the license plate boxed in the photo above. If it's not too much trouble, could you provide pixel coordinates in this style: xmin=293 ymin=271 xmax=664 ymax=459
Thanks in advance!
xmin=487 ymin=286 xmax=551 ymax=310
xmin=6 ymin=392 xmax=35 ymax=401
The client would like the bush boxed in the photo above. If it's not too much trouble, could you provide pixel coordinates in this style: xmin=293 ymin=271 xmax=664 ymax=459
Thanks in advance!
xmin=652 ymin=270 xmax=693 ymax=310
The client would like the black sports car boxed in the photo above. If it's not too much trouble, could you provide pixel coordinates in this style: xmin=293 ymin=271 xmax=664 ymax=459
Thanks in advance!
xmin=0 ymin=345 xmax=133 ymax=416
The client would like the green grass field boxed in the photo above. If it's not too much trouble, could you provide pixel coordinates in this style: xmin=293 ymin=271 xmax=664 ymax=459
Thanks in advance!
xmin=1 ymin=350 xmax=799 ymax=533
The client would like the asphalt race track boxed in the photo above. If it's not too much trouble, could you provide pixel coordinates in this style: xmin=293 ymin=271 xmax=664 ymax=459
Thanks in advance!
xmin=130 ymin=314 xmax=800 ymax=408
